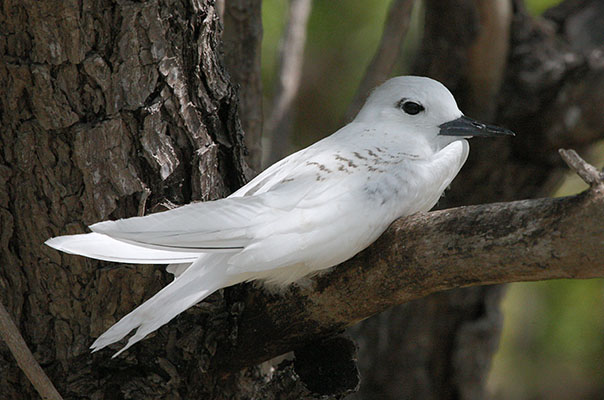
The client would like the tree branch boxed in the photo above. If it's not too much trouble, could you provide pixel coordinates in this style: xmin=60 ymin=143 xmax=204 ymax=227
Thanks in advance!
xmin=559 ymin=148 xmax=604 ymax=187
xmin=344 ymin=0 xmax=416 ymax=121
xmin=465 ymin=0 xmax=512 ymax=119
xmin=0 ymin=302 xmax=63 ymax=400
xmin=215 ymin=153 xmax=604 ymax=371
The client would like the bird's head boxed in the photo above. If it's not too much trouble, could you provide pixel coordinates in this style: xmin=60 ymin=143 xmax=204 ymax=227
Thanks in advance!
xmin=354 ymin=76 xmax=514 ymax=148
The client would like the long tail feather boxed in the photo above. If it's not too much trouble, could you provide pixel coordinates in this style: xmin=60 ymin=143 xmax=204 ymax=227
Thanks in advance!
xmin=90 ymin=254 xmax=234 ymax=357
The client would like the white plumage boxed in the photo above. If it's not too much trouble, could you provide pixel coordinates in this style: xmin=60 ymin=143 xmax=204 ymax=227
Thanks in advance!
xmin=45 ymin=76 xmax=513 ymax=356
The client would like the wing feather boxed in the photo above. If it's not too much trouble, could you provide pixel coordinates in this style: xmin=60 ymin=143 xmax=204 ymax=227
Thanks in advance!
xmin=89 ymin=173 xmax=320 ymax=250
xmin=45 ymin=233 xmax=200 ymax=264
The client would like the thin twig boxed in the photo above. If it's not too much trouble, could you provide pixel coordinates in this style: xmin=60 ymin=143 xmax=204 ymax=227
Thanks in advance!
xmin=138 ymin=186 xmax=151 ymax=217
xmin=345 ymin=0 xmax=416 ymax=121
xmin=0 ymin=301 xmax=63 ymax=400
xmin=559 ymin=148 xmax=604 ymax=186
xmin=264 ymin=0 xmax=312 ymax=167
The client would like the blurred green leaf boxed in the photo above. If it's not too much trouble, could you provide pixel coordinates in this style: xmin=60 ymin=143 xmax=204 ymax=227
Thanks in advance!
xmin=525 ymin=0 xmax=564 ymax=15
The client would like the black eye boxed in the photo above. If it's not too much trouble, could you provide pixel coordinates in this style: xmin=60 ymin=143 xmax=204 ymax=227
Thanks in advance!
xmin=400 ymin=101 xmax=424 ymax=115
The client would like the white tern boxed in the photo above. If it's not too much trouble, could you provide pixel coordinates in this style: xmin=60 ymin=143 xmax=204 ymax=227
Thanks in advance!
xmin=46 ymin=76 xmax=514 ymax=357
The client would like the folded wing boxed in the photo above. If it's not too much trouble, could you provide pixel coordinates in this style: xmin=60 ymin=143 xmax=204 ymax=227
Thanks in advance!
xmin=88 ymin=172 xmax=321 ymax=251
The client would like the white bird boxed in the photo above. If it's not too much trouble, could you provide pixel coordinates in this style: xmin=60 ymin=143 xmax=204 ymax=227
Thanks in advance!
xmin=45 ymin=76 xmax=513 ymax=357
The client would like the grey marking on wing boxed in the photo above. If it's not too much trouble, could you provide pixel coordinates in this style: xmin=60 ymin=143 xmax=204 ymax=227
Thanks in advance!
xmin=363 ymin=177 xmax=404 ymax=206
xmin=306 ymin=161 xmax=332 ymax=173
xmin=353 ymin=152 xmax=367 ymax=160
xmin=366 ymin=165 xmax=385 ymax=173
xmin=363 ymin=184 xmax=391 ymax=206
xmin=367 ymin=149 xmax=379 ymax=158
xmin=334 ymin=154 xmax=358 ymax=168
xmin=397 ymin=151 xmax=420 ymax=159
xmin=338 ymin=165 xmax=352 ymax=174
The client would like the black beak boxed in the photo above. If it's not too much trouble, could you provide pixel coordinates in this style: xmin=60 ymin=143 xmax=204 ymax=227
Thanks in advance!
xmin=438 ymin=115 xmax=515 ymax=138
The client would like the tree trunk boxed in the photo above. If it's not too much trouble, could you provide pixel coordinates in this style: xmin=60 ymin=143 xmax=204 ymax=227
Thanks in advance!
xmin=0 ymin=0 xmax=252 ymax=398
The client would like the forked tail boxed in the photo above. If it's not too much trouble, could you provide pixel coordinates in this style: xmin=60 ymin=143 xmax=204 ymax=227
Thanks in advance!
xmin=90 ymin=254 xmax=233 ymax=357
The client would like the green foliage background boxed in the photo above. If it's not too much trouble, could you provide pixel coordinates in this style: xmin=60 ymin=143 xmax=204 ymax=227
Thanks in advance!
xmin=260 ymin=1 xmax=603 ymax=398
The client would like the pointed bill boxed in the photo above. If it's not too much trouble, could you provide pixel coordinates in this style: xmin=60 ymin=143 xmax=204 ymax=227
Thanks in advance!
xmin=438 ymin=115 xmax=515 ymax=138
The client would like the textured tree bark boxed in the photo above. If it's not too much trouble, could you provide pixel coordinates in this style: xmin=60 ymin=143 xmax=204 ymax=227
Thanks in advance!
xmin=0 ymin=0 xmax=251 ymax=398
xmin=351 ymin=0 xmax=604 ymax=398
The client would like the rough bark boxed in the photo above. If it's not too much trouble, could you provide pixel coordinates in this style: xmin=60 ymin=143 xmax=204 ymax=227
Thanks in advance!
xmin=351 ymin=0 xmax=604 ymax=398
xmin=0 ymin=0 xmax=250 ymax=398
